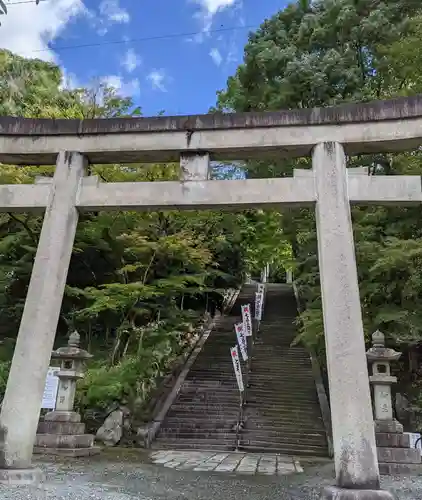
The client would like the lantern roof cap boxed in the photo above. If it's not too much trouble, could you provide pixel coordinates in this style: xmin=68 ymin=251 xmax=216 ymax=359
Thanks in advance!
xmin=366 ymin=330 xmax=401 ymax=362
xmin=52 ymin=330 xmax=92 ymax=360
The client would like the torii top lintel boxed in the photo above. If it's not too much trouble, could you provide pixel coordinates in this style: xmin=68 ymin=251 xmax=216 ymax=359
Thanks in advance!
xmin=1 ymin=95 xmax=422 ymax=165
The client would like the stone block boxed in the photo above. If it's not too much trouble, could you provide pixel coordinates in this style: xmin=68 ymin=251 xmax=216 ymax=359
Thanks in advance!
xmin=322 ymin=486 xmax=395 ymax=499
xmin=379 ymin=462 xmax=421 ymax=475
xmin=377 ymin=446 xmax=421 ymax=464
xmin=33 ymin=446 xmax=100 ymax=457
xmin=44 ymin=410 xmax=81 ymax=423
xmin=37 ymin=421 xmax=86 ymax=435
xmin=376 ymin=432 xmax=410 ymax=448
xmin=0 ymin=467 xmax=43 ymax=486
xmin=375 ymin=420 xmax=403 ymax=434
xmin=35 ymin=433 xmax=94 ymax=449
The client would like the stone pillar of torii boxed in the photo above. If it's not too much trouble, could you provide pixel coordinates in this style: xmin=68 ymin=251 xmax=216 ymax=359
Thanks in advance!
xmin=0 ymin=98 xmax=421 ymax=498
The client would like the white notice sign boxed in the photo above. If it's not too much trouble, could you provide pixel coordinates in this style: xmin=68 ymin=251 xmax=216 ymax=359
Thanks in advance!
xmin=257 ymin=283 xmax=265 ymax=295
xmin=255 ymin=292 xmax=264 ymax=320
xmin=41 ymin=366 xmax=60 ymax=410
xmin=231 ymin=346 xmax=244 ymax=392
xmin=405 ymin=432 xmax=422 ymax=456
xmin=241 ymin=304 xmax=252 ymax=337
xmin=235 ymin=323 xmax=248 ymax=361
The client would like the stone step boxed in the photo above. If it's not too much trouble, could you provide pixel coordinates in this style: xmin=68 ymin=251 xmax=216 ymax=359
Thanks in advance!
xmin=243 ymin=420 xmax=323 ymax=431
xmin=240 ymin=430 xmax=327 ymax=445
xmin=158 ymin=429 xmax=236 ymax=440
xmin=248 ymin=370 xmax=315 ymax=377
xmin=179 ymin=389 xmax=239 ymax=396
xmin=248 ymin=369 xmax=315 ymax=375
xmin=251 ymin=353 xmax=310 ymax=359
xmin=37 ymin=421 xmax=85 ymax=435
xmin=245 ymin=400 xmax=319 ymax=409
xmin=243 ymin=422 xmax=327 ymax=433
xmin=244 ymin=408 xmax=323 ymax=420
xmin=160 ymin=422 xmax=235 ymax=431
xmin=176 ymin=398 xmax=239 ymax=406
xmin=238 ymin=441 xmax=328 ymax=456
xmin=168 ymin=407 xmax=240 ymax=416
xmin=247 ymin=383 xmax=316 ymax=391
xmin=377 ymin=447 xmax=421 ymax=464
xmin=246 ymin=377 xmax=316 ymax=385
xmin=152 ymin=438 xmax=236 ymax=451
xmin=34 ymin=433 xmax=94 ymax=449
xmin=247 ymin=387 xmax=317 ymax=395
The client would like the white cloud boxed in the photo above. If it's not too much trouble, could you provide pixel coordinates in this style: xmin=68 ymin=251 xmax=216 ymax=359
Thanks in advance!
xmin=91 ymin=0 xmax=130 ymax=35
xmin=121 ymin=48 xmax=141 ymax=73
xmin=195 ymin=0 xmax=237 ymax=15
xmin=188 ymin=0 xmax=240 ymax=43
xmin=99 ymin=0 xmax=129 ymax=23
xmin=101 ymin=74 xmax=140 ymax=97
xmin=209 ymin=47 xmax=222 ymax=66
xmin=147 ymin=69 xmax=168 ymax=92
xmin=0 ymin=0 xmax=86 ymax=62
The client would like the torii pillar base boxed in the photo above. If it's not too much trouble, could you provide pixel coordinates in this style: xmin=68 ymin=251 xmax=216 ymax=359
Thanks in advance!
xmin=322 ymin=486 xmax=395 ymax=499
xmin=0 ymin=467 xmax=43 ymax=486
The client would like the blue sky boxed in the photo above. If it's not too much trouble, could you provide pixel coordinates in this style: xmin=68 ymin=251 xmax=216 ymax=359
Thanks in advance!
xmin=0 ymin=0 xmax=287 ymax=116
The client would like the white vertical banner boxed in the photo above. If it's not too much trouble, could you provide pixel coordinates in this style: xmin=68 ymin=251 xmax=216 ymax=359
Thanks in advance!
xmin=255 ymin=292 xmax=264 ymax=321
xmin=257 ymin=283 xmax=265 ymax=316
xmin=231 ymin=346 xmax=244 ymax=392
xmin=235 ymin=323 xmax=248 ymax=361
xmin=241 ymin=304 xmax=253 ymax=337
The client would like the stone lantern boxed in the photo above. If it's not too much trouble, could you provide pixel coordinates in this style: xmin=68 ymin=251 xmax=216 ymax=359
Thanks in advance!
xmin=52 ymin=330 xmax=91 ymax=414
xmin=366 ymin=330 xmax=420 ymax=474
xmin=366 ymin=330 xmax=401 ymax=423
xmin=34 ymin=331 xmax=100 ymax=456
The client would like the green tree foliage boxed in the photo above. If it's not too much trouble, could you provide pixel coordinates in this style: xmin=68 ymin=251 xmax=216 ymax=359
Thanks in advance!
xmin=217 ymin=0 xmax=422 ymax=360
xmin=0 ymin=49 xmax=291 ymax=415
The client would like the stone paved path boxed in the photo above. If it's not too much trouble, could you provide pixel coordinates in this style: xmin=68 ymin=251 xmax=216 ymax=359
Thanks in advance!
xmin=150 ymin=450 xmax=303 ymax=475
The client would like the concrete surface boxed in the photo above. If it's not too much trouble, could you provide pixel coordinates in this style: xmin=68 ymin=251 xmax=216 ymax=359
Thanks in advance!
xmin=0 ymin=453 xmax=421 ymax=499
xmin=2 ymin=95 xmax=422 ymax=164
xmin=313 ymin=143 xmax=379 ymax=489
xmin=0 ymin=152 xmax=86 ymax=471
xmin=0 ymin=174 xmax=421 ymax=214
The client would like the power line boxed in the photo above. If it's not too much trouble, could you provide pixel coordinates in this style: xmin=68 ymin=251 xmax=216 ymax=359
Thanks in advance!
xmin=5 ymin=0 xmax=257 ymax=55
xmin=5 ymin=0 xmax=45 ymax=5
xmin=31 ymin=24 xmax=256 ymax=54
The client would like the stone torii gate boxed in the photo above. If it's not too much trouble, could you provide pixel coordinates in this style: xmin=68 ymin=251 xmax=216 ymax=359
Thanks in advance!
xmin=1 ymin=96 xmax=422 ymax=498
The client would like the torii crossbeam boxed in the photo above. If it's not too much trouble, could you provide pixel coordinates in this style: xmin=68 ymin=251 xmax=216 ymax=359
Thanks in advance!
xmin=1 ymin=96 xmax=421 ymax=499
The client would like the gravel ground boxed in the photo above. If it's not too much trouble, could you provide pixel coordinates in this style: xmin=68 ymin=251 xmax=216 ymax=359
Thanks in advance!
xmin=0 ymin=453 xmax=421 ymax=500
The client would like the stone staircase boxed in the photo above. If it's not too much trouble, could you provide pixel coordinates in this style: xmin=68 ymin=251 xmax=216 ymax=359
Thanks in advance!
xmin=152 ymin=285 xmax=256 ymax=451
xmin=153 ymin=283 xmax=329 ymax=457
xmin=239 ymin=284 xmax=328 ymax=456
